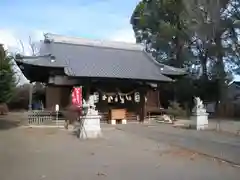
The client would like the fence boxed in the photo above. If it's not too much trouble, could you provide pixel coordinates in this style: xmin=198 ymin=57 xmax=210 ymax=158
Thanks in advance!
xmin=28 ymin=110 xmax=65 ymax=125
xmin=27 ymin=110 xmax=141 ymax=125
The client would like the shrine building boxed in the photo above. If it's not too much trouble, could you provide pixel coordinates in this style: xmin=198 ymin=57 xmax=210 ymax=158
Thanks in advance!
xmin=15 ymin=33 xmax=186 ymax=123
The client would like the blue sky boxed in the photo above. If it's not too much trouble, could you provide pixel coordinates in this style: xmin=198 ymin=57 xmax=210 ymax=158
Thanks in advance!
xmin=0 ymin=0 xmax=140 ymax=53
xmin=0 ymin=0 xmax=140 ymax=84
xmin=1 ymin=0 xmax=239 ymax=82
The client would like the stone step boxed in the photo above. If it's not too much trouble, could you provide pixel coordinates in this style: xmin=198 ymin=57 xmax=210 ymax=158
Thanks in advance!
xmin=172 ymin=120 xmax=192 ymax=129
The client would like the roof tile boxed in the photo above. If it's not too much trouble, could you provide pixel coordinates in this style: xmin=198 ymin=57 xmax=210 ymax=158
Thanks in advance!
xmin=50 ymin=42 xmax=172 ymax=82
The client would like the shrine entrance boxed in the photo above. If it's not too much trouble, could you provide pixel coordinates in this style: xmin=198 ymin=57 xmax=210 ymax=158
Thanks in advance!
xmin=43 ymin=79 xmax=148 ymax=123
xmin=93 ymin=87 xmax=144 ymax=123
xmin=88 ymin=79 xmax=147 ymax=123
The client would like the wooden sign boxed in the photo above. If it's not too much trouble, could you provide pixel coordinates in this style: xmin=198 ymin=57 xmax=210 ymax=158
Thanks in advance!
xmin=110 ymin=109 xmax=126 ymax=120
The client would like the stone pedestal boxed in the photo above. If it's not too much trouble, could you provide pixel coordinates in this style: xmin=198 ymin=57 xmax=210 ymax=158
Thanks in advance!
xmin=191 ymin=112 xmax=208 ymax=130
xmin=79 ymin=114 xmax=102 ymax=139
xmin=78 ymin=94 xmax=102 ymax=139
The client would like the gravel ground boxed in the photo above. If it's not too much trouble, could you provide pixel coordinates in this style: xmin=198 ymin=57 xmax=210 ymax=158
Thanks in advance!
xmin=118 ymin=123 xmax=240 ymax=165
xmin=0 ymin=126 xmax=239 ymax=180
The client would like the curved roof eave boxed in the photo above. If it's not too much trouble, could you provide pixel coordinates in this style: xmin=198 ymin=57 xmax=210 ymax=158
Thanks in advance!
xmin=63 ymin=67 xmax=174 ymax=82
xmin=142 ymin=50 xmax=187 ymax=76
xmin=14 ymin=56 xmax=65 ymax=68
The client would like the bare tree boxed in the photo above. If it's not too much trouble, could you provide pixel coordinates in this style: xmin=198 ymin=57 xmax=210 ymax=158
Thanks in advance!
xmin=28 ymin=36 xmax=38 ymax=56
xmin=18 ymin=39 xmax=25 ymax=56
xmin=17 ymin=36 xmax=41 ymax=110
xmin=18 ymin=36 xmax=40 ymax=56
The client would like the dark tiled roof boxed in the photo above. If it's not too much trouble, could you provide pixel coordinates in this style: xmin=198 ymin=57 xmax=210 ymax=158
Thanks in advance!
xmin=159 ymin=64 xmax=187 ymax=76
xmin=15 ymin=56 xmax=65 ymax=68
xmin=16 ymin=34 xmax=187 ymax=82
xmin=50 ymin=42 xmax=172 ymax=82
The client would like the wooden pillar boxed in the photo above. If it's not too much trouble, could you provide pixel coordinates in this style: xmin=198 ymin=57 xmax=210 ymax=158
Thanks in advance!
xmin=139 ymin=88 xmax=147 ymax=123
xmin=157 ymin=88 xmax=160 ymax=108
xmin=28 ymin=82 xmax=33 ymax=111
xmin=60 ymin=87 xmax=71 ymax=108
xmin=45 ymin=86 xmax=61 ymax=110
xmin=173 ymin=82 xmax=176 ymax=101
xmin=83 ymin=81 xmax=91 ymax=101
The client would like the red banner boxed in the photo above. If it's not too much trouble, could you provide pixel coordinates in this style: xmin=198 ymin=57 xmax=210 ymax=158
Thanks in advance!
xmin=71 ymin=87 xmax=82 ymax=108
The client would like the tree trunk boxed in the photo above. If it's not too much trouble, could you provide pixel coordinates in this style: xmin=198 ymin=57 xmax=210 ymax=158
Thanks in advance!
xmin=201 ymin=55 xmax=208 ymax=81
xmin=174 ymin=20 xmax=184 ymax=68
xmin=215 ymin=33 xmax=226 ymax=116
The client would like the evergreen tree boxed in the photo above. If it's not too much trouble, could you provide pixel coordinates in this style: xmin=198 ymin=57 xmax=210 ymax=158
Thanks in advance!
xmin=131 ymin=0 xmax=240 ymax=105
xmin=0 ymin=44 xmax=16 ymax=104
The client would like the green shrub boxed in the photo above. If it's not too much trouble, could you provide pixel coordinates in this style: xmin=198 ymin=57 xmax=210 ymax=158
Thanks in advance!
xmin=166 ymin=101 xmax=187 ymax=120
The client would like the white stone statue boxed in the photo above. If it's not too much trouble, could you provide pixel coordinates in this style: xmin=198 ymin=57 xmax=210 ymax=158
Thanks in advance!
xmin=191 ymin=96 xmax=208 ymax=130
xmin=194 ymin=97 xmax=204 ymax=109
xmin=83 ymin=95 xmax=95 ymax=108
xmin=78 ymin=94 xmax=102 ymax=139
xmin=192 ymin=97 xmax=206 ymax=114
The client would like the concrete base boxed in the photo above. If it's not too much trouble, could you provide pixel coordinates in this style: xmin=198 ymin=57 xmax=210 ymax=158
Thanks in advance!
xmin=79 ymin=115 xmax=102 ymax=139
xmin=109 ymin=119 xmax=127 ymax=125
xmin=122 ymin=119 xmax=127 ymax=124
xmin=110 ymin=119 xmax=116 ymax=125
xmin=79 ymin=129 xmax=102 ymax=139
xmin=191 ymin=113 xmax=208 ymax=130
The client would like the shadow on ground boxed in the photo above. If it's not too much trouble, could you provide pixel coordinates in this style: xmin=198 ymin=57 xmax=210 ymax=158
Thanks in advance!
xmin=0 ymin=117 xmax=20 ymax=130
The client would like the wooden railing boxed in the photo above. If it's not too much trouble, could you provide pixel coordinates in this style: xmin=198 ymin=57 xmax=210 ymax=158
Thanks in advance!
xmin=28 ymin=110 xmax=65 ymax=125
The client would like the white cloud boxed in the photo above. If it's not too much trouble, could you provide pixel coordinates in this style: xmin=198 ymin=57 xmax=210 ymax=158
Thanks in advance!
xmin=0 ymin=27 xmax=137 ymax=52
xmin=0 ymin=29 xmax=44 ymax=54
xmin=108 ymin=28 xmax=136 ymax=43
xmin=0 ymin=29 xmax=19 ymax=50
xmin=0 ymin=29 xmax=44 ymax=85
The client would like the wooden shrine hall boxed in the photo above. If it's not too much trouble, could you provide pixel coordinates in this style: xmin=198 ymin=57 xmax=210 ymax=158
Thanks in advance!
xmin=15 ymin=33 xmax=186 ymax=123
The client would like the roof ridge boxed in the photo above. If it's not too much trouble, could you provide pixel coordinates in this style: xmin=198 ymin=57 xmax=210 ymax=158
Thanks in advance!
xmin=44 ymin=33 xmax=144 ymax=51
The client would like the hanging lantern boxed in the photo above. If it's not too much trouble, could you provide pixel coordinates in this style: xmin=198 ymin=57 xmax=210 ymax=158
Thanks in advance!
xmin=134 ymin=92 xmax=140 ymax=103
xmin=93 ymin=92 xmax=99 ymax=103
